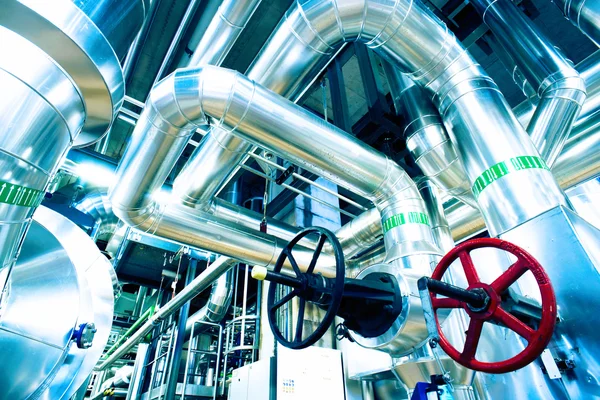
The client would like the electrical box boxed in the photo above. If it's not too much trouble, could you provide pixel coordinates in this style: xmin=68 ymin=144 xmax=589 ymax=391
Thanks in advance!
xmin=228 ymin=347 xmax=345 ymax=400
xmin=229 ymin=357 xmax=276 ymax=400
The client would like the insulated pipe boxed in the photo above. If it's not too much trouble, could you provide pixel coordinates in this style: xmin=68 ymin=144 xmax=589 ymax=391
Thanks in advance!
xmin=187 ymin=0 xmax=262 ymax=67
xmin=172 ymin=0 xmax=262 ymax=209
xmin=383 ymin=62 xmax=477 ymax=208
xmin=551 ymin=0 xmax=600 ymax=47
xmin=184 ymin=261 xmax=234 ymax=336
xmin=95 ymin=256 xmax=235 ymax=370
xmin=473 ymin=0 xmax=586 ymax=167
xmin=217 ymin=0 xmax=568 ymax=237
xmin=108 ymin=68 xmax=336 ymax=275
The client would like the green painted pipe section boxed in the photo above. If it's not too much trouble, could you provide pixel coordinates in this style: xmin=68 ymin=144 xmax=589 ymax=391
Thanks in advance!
xmin=101 ymin=305 xmax=155 ymax=359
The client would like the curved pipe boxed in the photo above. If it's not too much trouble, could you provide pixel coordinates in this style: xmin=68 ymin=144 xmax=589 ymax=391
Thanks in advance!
xmin=473 ymin=0 xmax=586 ymax=166
xmin=185 ymin=267 xmax=234 ymax=336
xmin=383 ymin=62 xmax=477 ymax=208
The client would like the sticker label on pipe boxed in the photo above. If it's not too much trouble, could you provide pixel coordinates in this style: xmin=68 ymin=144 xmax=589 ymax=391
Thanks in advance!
xmin=0 ymin=181 xmax=45 ymax=208
xmin=382 ymin=212 xmax=430 ymax=233
xmin=472 ymin=155 xmax=549 ymax=198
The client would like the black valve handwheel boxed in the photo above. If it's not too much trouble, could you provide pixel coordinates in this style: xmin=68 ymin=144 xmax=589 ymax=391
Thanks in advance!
xmin=267 ymin=227 xmax=345 ymax=349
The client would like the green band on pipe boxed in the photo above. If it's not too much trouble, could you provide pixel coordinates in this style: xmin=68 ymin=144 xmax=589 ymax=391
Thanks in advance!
xmin=382 ymin=212 xmax=430 ymax=233
xmin=0 ymin=180 xmax=45 ymax=207
xmin=102 ymin=304 xmax=155 ymax=359
xmin=472 ymin=155 xmax=549 ymax=198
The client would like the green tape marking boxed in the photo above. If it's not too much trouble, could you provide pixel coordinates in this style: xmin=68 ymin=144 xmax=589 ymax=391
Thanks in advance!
xmin=382 ymin=212 xmax=430 ymax=233
xmin=472 ymin=155 xmax=549 ymax=198
xmin=0 ymin=181 xmax=45 ymax=208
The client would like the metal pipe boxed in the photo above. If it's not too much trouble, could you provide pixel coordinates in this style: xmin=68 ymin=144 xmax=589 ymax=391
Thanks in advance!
xmin=473 ymin=0 xmax=586 ymax=166
xmin=185 ymin=264 xmax=234 ymax=337
xmin=240 ymin=0 xmax=568 ymax=238
xmin=188 ymin=0 xmax=262 ymax=67
xmin=383 ymin=62 xmax=477 ymax=208
xmin=122 ymin=0 xmax=163 ymax=81
xmin=151 ymin=0 xmax=203 ymax=89
xmin=96 ymin=256 xmax=239 ymax=370
xmin=446 ymin=114 xmax=600 ymax=241
xmin=164 ymin=259 xmax=197 ymax=400
xmin=551 ymin=0 xmax=600 ymax=47
xmin=417 ymin=179 xmax=455 ymax=253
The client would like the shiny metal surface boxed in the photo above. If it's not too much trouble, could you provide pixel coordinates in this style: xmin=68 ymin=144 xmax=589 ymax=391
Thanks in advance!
xmin=188 ymin=0 xmax=262 ymax=67
xmin=349 ymin=256 xmax=440 ymax=356
xmin=496 ymin=207 xmax=600 ymax=399
xmin=0 ymin=0 xmax=131 ymax=146
xmin=0 ymin=26 xmax=85 ymax=279
xmin=552 ymin=0 xmax=600 ymax=46
xmin=447 ymin=115 xmax=600 ymax=241
xmin=75 ymin=190 xmax=119 ymax=241
xmin=185 ymin=266 xmax=234 ymax=337
xmin=72 ymin=0 xmax=146 ymax=61
xmin=383 ymin=62 xmax=476 ymax=208
xmin=247 ymin=0 xmax=567 ymax=238
xmin=473 ymin=0 xmax=586 ymax=167
xmin=172 ymin=0 xmax=262 ymax=210
xmin=109 ymin=68 xmax=336 ymax=275
xmin=331 ymin=208 xmax=382 ymax=258
xmin=0 ymin=206 xmax=114 ymax=399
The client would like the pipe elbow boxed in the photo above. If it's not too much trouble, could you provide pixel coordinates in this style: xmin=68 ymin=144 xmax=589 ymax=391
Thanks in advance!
xmin=539 ymin=70 xmax=587 ymax=106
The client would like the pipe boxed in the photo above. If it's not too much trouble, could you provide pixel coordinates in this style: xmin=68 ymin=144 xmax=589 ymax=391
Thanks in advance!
xmin=446 ymin=112 xmax=600 ymax=241
xmin=188 ymin=0 xmax=262 ymax=67
xmin=223 ymin=0 xmax=568 ymax=238
xmin=122 ymin=0 xmax=163 ymax=81
xmin=151 ymin=0 xmax=204 ymax=89
xmin=164 ymin=258 xmax=197 ymax=400
xmin=0 ymin=28 xmax=85 ymax=279
xmin=108 ymin=69 xmax=336 ymax=275
xmin=383 ymin=62 xmax=477 ymax=208
xmin=172 ymin=0 xmax=263 ymax=210
xmin=551 ymin=0 xmax=600 ymax=47
xmin=185 ymin=261 xmax=234 ymax=336
xmin=74 ymin=190 xmax=119 ymax=240
xmin=473 ymin=0 xmax=586 ymax=167
xmin=417 ymin=179 xmax=455 ymax=253
xmin=95 ymin=256 xmax=236 ymax=370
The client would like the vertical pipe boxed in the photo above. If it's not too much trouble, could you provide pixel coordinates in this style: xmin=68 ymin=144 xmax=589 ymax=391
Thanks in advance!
xmin=472 ymin=0 xmax=586 ymax=166
xmin=133 ymin=286 xmax=148 ymax=318
xmin=361 ymin=381 xmax=375 ymax=400
xmin=126 ymin=343 xmax=150 ymax=400
xmin=164 ymin=258 xmax=197 ymax=400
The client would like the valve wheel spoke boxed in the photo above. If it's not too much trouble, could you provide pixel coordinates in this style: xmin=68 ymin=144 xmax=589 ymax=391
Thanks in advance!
xmin=462 ymin=318 xmax=484 ymax=361
xmin=272 ymin=289 xmax=298 ymax=310
xmin=295 ymin=298 xmax=306 ymax=342
xmin=285 ymin=249 xmax=302 ymax=276
xmin=458 ymin=250 xmax=480 ymax=285
xmin=307 ymin=234 xmax=327 ymax=275
xmin=431 ymin=297 xmax=462 ymax=309
xmin=491 ymin=259 xmax=529 ymax=294
xmin=493 ymin=306 xmax=534 ymax=341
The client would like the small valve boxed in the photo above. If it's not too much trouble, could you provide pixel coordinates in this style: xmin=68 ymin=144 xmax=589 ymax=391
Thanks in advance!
xmin=72 ymin=322 xmax=97 ymax=349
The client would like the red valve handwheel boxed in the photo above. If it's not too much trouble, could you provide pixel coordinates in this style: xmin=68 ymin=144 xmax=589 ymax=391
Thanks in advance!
xmin=431 ymin=238 xmax=556 ymax=374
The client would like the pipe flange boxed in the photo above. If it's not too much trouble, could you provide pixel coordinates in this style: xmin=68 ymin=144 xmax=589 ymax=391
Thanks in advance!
xmin=0 ymin=0 xmax=125 ymax=147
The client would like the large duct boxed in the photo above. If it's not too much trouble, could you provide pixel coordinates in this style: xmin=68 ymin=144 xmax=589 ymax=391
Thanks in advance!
xmin=551 ymin=0 xmax=600 ymax=47
xmin=382 ymin=62 xmax=477 ymax=208
xmin=0 ymin=1 xmax=143 ymax=397
xmin=473 ymin=0 xmax=586 ymax=167
xmin=75 ymin=190 xmax=120 ymax=241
